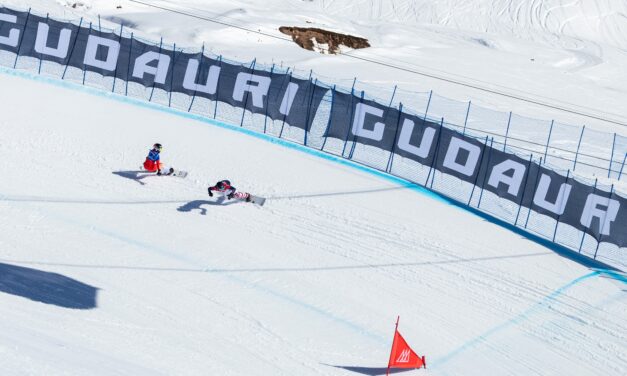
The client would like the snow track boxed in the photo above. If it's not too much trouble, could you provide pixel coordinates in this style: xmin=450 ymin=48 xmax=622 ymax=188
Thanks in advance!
xmin=0 ymin=62 xmax=625 ymax=375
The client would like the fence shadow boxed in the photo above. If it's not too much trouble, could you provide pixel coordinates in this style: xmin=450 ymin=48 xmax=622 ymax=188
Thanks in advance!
xmin=112 ymin=170 xmax=152 ymax=185
xmin=268 ymin=186 xmax=406 ymax=200
xmin=0 ymin=252 xmax=550 ymax=274
xmin=326 ymin=365 xmax=416 ymax=375
xmin=0 ymin=262 xmax=97 ymax=309
xmin=177 ymin=198 xmax=240 ymax=215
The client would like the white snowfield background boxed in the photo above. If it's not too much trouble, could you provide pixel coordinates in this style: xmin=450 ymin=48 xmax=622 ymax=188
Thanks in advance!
xmin=0 ymin=0 xmax=626 ymax=375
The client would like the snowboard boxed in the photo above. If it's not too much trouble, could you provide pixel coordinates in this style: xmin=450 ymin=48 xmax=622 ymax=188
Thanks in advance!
xmin=248 ymin=194 xmax=266 ymax=206
xmin=140 ymin=166 xmax=188 ymax=178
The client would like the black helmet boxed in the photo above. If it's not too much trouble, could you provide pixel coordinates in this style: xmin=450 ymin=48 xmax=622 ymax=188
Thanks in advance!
xmin=153 ymin=143 xmax=162 ymax=151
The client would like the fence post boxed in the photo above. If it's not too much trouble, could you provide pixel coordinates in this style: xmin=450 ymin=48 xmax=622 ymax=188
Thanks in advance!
xmin=82 ymin=22 xmax=92 ymax=85
xmin=514 ymin=154 xmax=534 ymax=226
xmin=543 ymin=120 xmax=554 ymax=164
xmin=476 ymin=137 xmax=495 ymax=208
xmin=387 ymin=85 xmax=397 ymax=107
xmin=213 ymin=55 xmax=222 ymax=119
xmin=340 ymin=86 xmax=358 ymax=157
xmin=262 ymin=63 xmax=276 ymax=134
xmin=618 ymin=153 xmax=627 ymax=181
xmin=304 ymin=78 xmax=318 ymax=146
xmin=423 ymin=90 xmax=433 ymax=121
xmin=111 ymin=23 xmax=123 ymax=91
xmin=320 ymin=85 xmax=336 ymax=151
xmin=98 ymin=14 xmax=101 ymax=31
xmin=347 ymin=91 xmax=365 ymax=159
xmin=608 ymin=133 xmax=617 ymax=178
xmin=386 ymin=103 xmax=403 ymax=173
xmin=551 ymin=170 xmax=571 ymax=242
xmin=467 ymin=136 xmax=490 ymax=205
xmin=124 ymin=32 xmax=133 ymax=96
xmin=38 ymin=14 xmax=50 ymax=74
xmin=593 ymin=184 xmax=614 ymax=259
xmin=62 ymin=17 xmax=84 ymax=79
xmin=524 ymin=157 xmax=543 ymax=229
xmin=239 ymin=59 xmax=257 ymax=127
xmin=578 ymin=178 xmax=597 ymax=253
xmin=148 ymin=37 xmax=164 ymax=102
xmin=187 ymin=44 xmax=204 ymax=112
xmin=503 ymin=111 xmax=512 ymax=151
xmin=278 ymin=70 xmax=294 ymax=138
xmin=167 ymin=43 xmax=176 ymax=108
xmin=425 ymin=118 xmax=445 ymax=188
xmin=13 ymin=8 xmax=31 ymax=69
xmin=573 ymin=125 xmax=585 ymax=171
xmin=462 ymin=101 xmax=471 ymax=136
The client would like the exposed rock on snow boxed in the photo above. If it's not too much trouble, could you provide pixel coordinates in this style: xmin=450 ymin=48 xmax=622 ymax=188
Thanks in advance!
xmin=279 ymin=26 xmax=369 ymax=54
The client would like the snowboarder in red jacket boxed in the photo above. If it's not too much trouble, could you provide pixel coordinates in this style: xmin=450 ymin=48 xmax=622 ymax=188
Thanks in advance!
xmin=208 ymin=180 xmax=251 ymax=202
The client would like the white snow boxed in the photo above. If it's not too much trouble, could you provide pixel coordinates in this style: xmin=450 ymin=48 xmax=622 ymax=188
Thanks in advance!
xmin=1 ymin=1 xmax=626 ymax=375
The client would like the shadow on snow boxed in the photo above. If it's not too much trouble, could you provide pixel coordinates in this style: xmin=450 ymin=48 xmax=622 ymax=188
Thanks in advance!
xmin=0 ymin=252 xmax=550 ymax=275
xmin=326 ymin=365 xmax=418 ymax=375
xmin=0 ymin=262 xmax=97 ymax=309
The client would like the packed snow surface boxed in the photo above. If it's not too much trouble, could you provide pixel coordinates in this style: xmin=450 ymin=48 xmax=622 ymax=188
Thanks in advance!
xmin=1 ymin=0 xmax=626 ymax=375
xmin=0 ymin=66 xmax=625 ymax=375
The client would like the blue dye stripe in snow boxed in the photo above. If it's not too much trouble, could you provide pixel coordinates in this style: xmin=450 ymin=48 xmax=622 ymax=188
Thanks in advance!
xmin=430 ymin=269 xmax=626 ymax=369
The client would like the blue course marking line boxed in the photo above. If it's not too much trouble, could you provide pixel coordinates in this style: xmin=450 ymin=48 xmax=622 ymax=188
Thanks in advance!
xmin=0 ymin=66 xmax=621 ymax=273
xmin=429 ymin=270 xmax=608 ymax=369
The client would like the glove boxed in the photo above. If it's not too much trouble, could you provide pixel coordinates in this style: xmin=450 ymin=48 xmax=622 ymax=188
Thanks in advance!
xmin=227 ymin=193 xmax=234 ymax=200
xmin=208 ymin=188 xmax=213 ymax=197
xmin=156 ymin=170 xmax=162 ymax=176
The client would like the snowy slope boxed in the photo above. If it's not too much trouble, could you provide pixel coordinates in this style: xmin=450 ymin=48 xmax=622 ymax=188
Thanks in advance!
xmin=0 ymin=63 xmax=626 ymax=375
xmin=5 ymin=0 xmax=627 ymax=132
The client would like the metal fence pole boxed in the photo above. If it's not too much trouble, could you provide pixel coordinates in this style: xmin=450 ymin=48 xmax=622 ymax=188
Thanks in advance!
xmin=462 ymin=101 xmax=471 ymax=136
xmin=82 ymin=22 xmax=92 ymax=85
xmin=340 ymin=87 xmax=358 ymax=157
xmin=551 ymin=169 xmax=571 ymax=242
xmin=386 ymin=103 xmax=403 ymax=173
xmin=167 ymin=43 xmax=176 ymax=108
xmin=262 ymin=63 xmax=276 ymax=133
xmin=578 ymin=178 xmax=597 ymax=253
xmin=514 ymin=154 xmax=534 ymax=226
xmin=476 ymin=137 xmax=495 ymax=208
xmin=38 ymin=14 xmax=49 ymax=75
xmin=503 ymin=111 xmax=512 ymax=151
xmin=320 ymin=85 xmax=336 ymax=151
xmin=467 ymin=136 xmax=490 ymax=205
xmin=111 ymin=23 xmax=123 ymax=91
xmin=187 ymin=45 xmax=204 ymax=112
xmin=608 ymin=133 xmax=617 ymax=178
xmin=593 ymin=184 xmax=614 ymax=259
xmin=239 ymin=59 xmax=257 ymax=127
xmin=62 ymin=17 xmax=84 ymax=79
xmin=13 ymin=8 xmax=31 ymax=69
xmin=388 ymin=85 xmax=397 ymax=107
xmin=347 ymin=91 xmax=365 ymax=159
xmin=543 ymin=120 xmax=554 ymax=164
xmin=148 ymin=37 xmax=164 ymax=102
xmin=304 ymin=78 xmax=318 ymax=146
xmin=425 ymin=118 xmax=445 ymax=187
xmin=278 ymin=71 xmax=294 ymax=138
xmin=423 ymin=90 xmax=433 ymax=122
xmin=212 ymin=55 xmax=222 ymax=119
xmin=573 ymin=125 xmax=585 ymax=171
xmin=618 ymin=153 xmax=627 ymax=181
xmin=524 ymin=157 xmax=544 ymax=229
xmin=125 ymin=32 xmax=133 ymax=96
